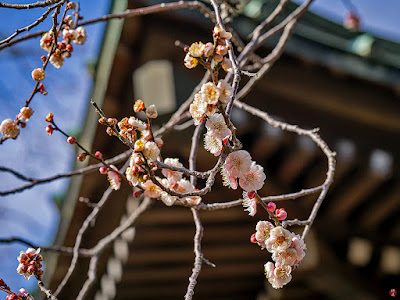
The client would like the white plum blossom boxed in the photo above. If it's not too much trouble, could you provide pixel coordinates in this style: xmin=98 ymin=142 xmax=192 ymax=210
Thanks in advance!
xmin=200 ymin=82 xmax=221 ymax=105
xmin=62 ymin=28 xmax=78 ymax=41
xmin=201 ymin=42 xmax=214 ymax=57
xmin=291 ymin=233 xmax=306 ymax=263
xmin=142 ymin=180 xmax=161 ymax=198
xmin=238 ymin=162 xmax=266 ymax=192
xmin=49 ymin=52 xmax=64 ymax=68
xmin=40 ymin=31 xmax=54 ymax=52
xmin=221 ymin=166 xmax=238 ymax=189
xmin=224 ymin=150 xmax=252 ymax=178
xmin=160 ymin=191 xmax=178 ymax=206
xmin=217 ymin=79 xmax=233 ymax=103
xmin=184 ymin=53 xmax=198 ymax=69
xmin=107 ymin=166 xmax=121 ymax=190
xmin=255 ymin=220 xmax=274 ymax=249
xmin=213 ymin=26 xmax=232 ymax=40
xmin=204 ymin=131 xmax=223 ymax=156
xmin=74 ymin=26 xmax=87 ymax=45
xmin=146 ymin=104 xmax=158 ymax=119
xmin=264 ymin=262 xmax=292 ymax=289
xmin=162 ymin=158 xmax=183 ymax=183
xmin=175 ymin=178 xmax=201 ymax=205
xmin=143 ymin=141 xmax=160 ymax=161
xmin=272 ymin=248 xmax=298 ymax=266
xmin=189 ymin=42 xmax=204 ymax=57
xmin=205 ymin=113 xmax=231 ymax=140
xmin=265 ymin=226 xmax=292 ymax=253
xmin=189 ymin=94 xmax=207 ymax=125
xmin=128 ymin=117 xmax=147 ymax=131
xmin=125 ymin=166 xmax=139 ymax=186
xmin=0 ymin=119 xmax=20 ymax=139
xmin=242 ymin=191 xmax=257 ymax=216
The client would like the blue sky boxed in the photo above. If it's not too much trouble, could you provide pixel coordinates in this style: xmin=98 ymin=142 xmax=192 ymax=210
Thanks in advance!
xmin=0 ymin=0 xmax=399 ymax=295
xmin=0 ymin=0 xmax=109 ymax=293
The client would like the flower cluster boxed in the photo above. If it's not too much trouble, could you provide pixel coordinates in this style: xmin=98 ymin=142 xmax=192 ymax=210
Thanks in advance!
xmin=39 ymin=9 xmax=87 ymax=69
xmin=222 ymin=150 xmax=266 ymax=193
xmin=250 ymin=215 xmax=306 ymax=288
xmin=189 ymin=80 xmax=232 ymax=126
xmin=184 ymin=26 xmax=233 ymax=73
xmin=16 ymin=248 xmax=43 ymax=280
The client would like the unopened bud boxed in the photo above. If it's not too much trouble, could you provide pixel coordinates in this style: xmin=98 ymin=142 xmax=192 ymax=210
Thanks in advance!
xmin=107 ymin=118 xmax=117 ymax=126
xmin=250 ymin=233 xmax=257 ymax=244
xmin=67 ymin=136 xmax=76 ymax=144
xmin=46 ymin=124 xmax=54 ymax=135
xmin=67 ymin=2 xmax=76 ymax=10
xmin=77 ymin=153 xmax=87 ymax=162
xmin=45 ymin=112 xmax=53 ymax=122
xmin=41 ymin=55 xmax=47 ymax=62
xmin=133 ymin=190 xmax=143 ymax=198
xmin=99 ymin=166 xmax=107 ymax=174
xmin=247 ymin=191 xmax=256 ymax=199
xmin=275 ymin=208 xmax=287 ymax=221
xmin=146 ymin=104 xmax=158 ymax=119
xmin=95 ymin=151 xmax=103 ymax=159
xmin=154 ymin=137 xmax=163 ymax=147
xmin=39 ymin=83 xmax=47 ymax=95
xmin=267 ymin=202 xmax=276 ymax=212
xmin=134 ymin=99 xmax=145 ymax=112
xmin=98 ymin=117 xmax=107 ymax=124
xmin=106 ymin=127 xmax=114 ymax=136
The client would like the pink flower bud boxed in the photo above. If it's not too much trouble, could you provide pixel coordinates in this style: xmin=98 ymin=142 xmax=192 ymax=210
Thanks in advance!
xmin=46 ymin=124 xmax=54 ymax=135
xmin=31 ymin=68 xmax=45 ymax=82
xmin=67 ymin=136 xmax=76 ymax=144
xmin=77 ymin=153 xmax=86 ymax=162
xmin=20 ymin=122 xmax=26 ymax=128
xmin=250 ymin=233 xmax=257 ymax=244
xmin=95 ymin=151 xmax=103 ymax=159
xmin=99 ymin=166 xmax=107 ymax=174
xmin=247 ymin=191 xmax=256 ymax=199
xmin=267 ymin=202 xmax=276 ymax=212
xmin=275 ymin=208 xmax=287 ymax=221
xmin=98 ymin=117 xmax=107 ymax=124
xmin=133 ymin=190 xmax=143 ymax=198
xmin=107 ymin=118 xmax=117 ymax=126
xmin=143 ymin=174 xmax=149 ymax=181
xmin=39 ymin=82 xmax=48 ymax=95
xmin=36 ymin=254 xmax=43 ymax=262
xmin=344 ymin=11 xmax=360 ymax=31
xmin=154 ymin=137 xmax=163 ymax=147
xmin=106 ymin=127 xmax=114 ymax=136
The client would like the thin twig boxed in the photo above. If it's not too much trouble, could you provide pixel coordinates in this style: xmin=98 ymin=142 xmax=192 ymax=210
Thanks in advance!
xmin=0 ymin=0 xmax=61 ymax=9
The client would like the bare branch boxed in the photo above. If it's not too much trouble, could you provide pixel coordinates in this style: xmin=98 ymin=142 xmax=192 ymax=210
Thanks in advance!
xmin=0 ymin=150 xmax=131 ymax=196
xmin=0 ymin=0 xmax=66 ymax=46
xmin=0 ymin=0 xmax=61 ymax=9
